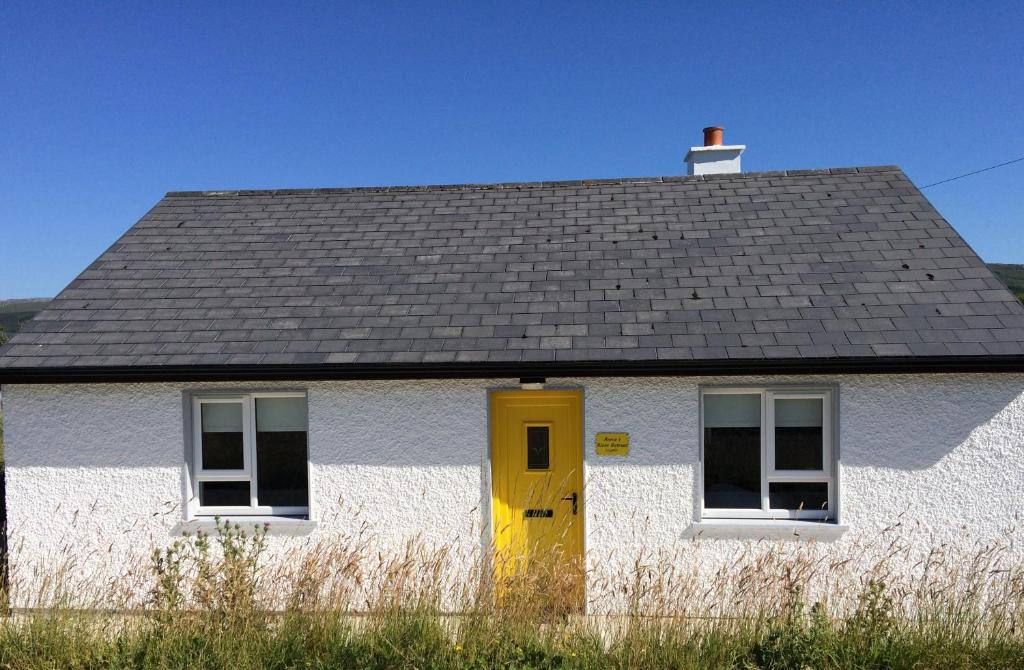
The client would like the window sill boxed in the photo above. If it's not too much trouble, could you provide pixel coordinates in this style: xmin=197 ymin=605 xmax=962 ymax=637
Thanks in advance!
xmin=172 ymin=517 xmax=318 ymax=537
xmin=683 ymin=519 xmax=848 ymax=541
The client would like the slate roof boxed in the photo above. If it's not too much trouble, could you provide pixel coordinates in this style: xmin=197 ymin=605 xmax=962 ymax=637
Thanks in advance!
xmin=2 ymin=165 xmax=1024 ymax=381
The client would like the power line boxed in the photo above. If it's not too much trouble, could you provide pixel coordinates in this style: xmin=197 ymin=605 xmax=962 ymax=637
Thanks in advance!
xmin=920 ymin=156 xmax=1024 ymax=189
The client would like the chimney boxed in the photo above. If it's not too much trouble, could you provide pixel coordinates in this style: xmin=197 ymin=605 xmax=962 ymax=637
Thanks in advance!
xmin=684 ymin=126 xmax=745 ymax=176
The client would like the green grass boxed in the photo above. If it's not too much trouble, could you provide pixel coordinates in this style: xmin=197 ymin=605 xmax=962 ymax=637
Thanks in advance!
xmin=0 ymin=522 xmax=1022 ymax=669
xmin=0 ymin=298 xmax=50 ymax=339
xmin=0 ymin=598 xmax=1021 ymax=669
xmin=989 ymin=263 xmax=1024 ymax=301
xmin=0 ymin=299 xmax=50 ymax=314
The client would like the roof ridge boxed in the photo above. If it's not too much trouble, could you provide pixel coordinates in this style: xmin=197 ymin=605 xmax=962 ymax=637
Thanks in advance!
xmin=164 ymin=165 xmax=904 ymax=198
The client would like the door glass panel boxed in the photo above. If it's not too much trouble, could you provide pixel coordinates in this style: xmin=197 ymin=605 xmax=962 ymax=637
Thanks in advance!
xmin=255 ymin=397 xmax=309 ymax=507
xmin=199 ymin=481 xmax=249 ymax=506
xmin=200 ymin=402 xmax=244 ymax=470
xmin=526 ymin=426 xmax=550 ymax=470
xmin=774 ymin=398 xmax=823 ymax=470
xmin=769 ymin=482 xmax=828 ymax=511
xmin=703 ymin=394 xmax=761 ymax=509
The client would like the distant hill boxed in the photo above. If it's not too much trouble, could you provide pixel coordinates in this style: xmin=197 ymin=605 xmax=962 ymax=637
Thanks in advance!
xmin=0 ymin=298 xmax=50 ymax=342
xmin=989 ymin=264 xmax=1024 ymax=302
xmin=0 ymin=263 xmax=1022 ymax=342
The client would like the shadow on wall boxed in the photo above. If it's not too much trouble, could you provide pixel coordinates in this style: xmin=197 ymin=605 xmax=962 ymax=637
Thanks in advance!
xmin=309 ymin=377 xmax=703 ymax=468
xmin=3 ymin=384 xmax=187 ymax=468
xmin=4 ymin=377 xmax=1022 ymax=472
xmin=3 ymin=380 xmax=497 ymax=469
xmin=307 ymin=377 xmax=1023 ymax=472
xmin=307 ymin=381 xmax=491 ymax=468
xmin=0 ymin=465 xmax=7 ymax=594
xmin=838 ymin=376 xmax=1024 ymax=470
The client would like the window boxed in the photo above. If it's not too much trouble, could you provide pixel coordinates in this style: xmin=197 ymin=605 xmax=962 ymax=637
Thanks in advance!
xmin=701 ymin=388 xmax=835 ymax=521
xmin=191 ymin=392 xmax=309 ymax=517
xmin=526 ymin=426 xmax=550 ymax=470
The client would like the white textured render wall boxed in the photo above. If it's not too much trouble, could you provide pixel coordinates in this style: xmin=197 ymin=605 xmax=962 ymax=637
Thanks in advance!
xmin=581 ymin=374 xmax=1024 ymax=575
xmin=2 ymin=373 xmax=1023 ymax=606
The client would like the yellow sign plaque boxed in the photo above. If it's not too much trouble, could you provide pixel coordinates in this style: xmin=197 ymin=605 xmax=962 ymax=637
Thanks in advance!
xmin=595 ymin=432 xmax=629 ymax=456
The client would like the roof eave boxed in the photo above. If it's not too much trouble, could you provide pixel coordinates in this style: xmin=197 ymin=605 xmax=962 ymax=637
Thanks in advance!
xmin=1 ymin=356 xmax=1022 ymax=385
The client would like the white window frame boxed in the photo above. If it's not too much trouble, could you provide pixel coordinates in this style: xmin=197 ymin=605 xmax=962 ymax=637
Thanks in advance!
xmin=190 ymin=391 xmax=309 ymax=518
xmin=700 ymin=387 xmax=837 ymax=522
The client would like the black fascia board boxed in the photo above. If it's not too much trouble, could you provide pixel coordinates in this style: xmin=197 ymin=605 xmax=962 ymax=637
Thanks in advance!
xmin=1 ymin=355 xmax=1023 ymax=384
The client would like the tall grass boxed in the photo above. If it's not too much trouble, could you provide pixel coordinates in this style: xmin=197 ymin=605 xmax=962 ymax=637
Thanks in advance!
xmin=1 ymin=519 xmax=1023 ymax=669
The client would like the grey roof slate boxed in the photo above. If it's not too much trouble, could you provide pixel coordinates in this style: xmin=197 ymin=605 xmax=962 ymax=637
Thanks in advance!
xmin=2 ymin=165 xmax=1024 ymax=374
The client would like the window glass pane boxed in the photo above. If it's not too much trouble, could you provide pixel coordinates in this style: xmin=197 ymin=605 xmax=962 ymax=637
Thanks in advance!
xmin=526 ymin=426 xmax=550 ymax=470
xmin=703 ymin=394 xmax=761 ymax=509
xmin=774 ymin=398 xmax=824 ymax=471
xmin=769 ymin=482 xmax=828 ymax=512
xmin=201 ymin=403 xmax=244 ymax=470
xmin=255 ymin=396 xmax=307 ymax=432
xmin=199 ymin=481 xmax=250 ymax=506
xmin=255 ymin=397 xmax=309 ymax=507
xmin=703 ymin=393 xmax=760 ymax=427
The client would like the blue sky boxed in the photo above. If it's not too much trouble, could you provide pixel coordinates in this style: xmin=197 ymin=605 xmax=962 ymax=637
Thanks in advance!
xmin=2 ymin=2 xmax=1022 ymax=298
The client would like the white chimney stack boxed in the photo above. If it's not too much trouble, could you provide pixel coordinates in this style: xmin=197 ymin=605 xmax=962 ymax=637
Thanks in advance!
xmin=684 ymin=126 xmax=745 ymax=176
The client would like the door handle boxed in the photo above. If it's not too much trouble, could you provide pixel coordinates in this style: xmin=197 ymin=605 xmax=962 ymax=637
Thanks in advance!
xmin=561 ymin=492 xmax=578 ymax=515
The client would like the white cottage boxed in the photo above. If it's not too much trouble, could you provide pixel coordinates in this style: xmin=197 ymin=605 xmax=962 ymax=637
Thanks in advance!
xmin=2 ymin=130 xmax=1023 ymax=608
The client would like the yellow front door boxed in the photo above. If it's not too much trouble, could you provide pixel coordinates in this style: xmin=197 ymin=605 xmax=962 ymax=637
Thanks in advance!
xmin=490 ymin=389 xmax=584 ymax=611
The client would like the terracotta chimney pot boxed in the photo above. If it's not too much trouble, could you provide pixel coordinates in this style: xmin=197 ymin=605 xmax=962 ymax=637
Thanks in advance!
xmin=703 ymin=126 xmax=724 ymax=147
